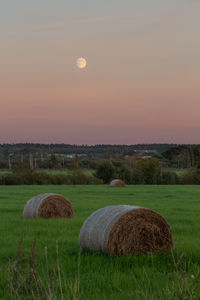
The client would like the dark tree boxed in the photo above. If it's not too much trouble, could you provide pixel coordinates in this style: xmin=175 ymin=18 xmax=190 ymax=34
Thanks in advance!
xmin=136 ymin=158 xmax=162 ymax=184
xmin=95 ymin=160 xmax=115 ymax=183
xmin=48 ymin=153 xmax=60 ymax=169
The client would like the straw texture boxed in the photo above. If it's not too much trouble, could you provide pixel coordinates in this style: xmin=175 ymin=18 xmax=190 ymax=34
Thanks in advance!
xmin=110 ymin=179 xmax=125 ymax=187
xmin=23 ymin=193 xmax=74 ymax=219
xmin=79 ymin=205 xmax=173 ymax=255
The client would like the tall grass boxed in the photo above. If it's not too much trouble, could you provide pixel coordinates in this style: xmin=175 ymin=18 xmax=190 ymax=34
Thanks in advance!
xmin=8 ymin=237 xmax=81 ymax=300
xmin=7 ymin=239 xmax=199 ymax=300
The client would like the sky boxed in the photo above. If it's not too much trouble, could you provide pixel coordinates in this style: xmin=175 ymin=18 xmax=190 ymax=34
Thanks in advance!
xmin=0 ymin=0 xmax=200 ymax=144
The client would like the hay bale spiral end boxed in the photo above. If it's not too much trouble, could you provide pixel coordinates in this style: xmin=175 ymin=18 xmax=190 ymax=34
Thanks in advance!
xmin=23 ymin=193 xmax=74 ymax=219
xmin=79 ymin=205 xmax=173 ymax=256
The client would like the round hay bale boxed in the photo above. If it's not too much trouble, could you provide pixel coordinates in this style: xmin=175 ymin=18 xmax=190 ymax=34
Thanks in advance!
xmin=23 ymin=193 xmax=74 ymax=219
xmin=79 ymin=205 xmax=173 ymax=255
xmin=110 ymin=179 xmax=125 ymax=187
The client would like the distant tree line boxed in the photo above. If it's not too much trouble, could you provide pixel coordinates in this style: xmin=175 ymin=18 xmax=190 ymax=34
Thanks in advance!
xmin=155 ymin=145 xmax=200 ymax=168
xmin=0 ymin=144 xmax=200 ymax=185
xmin=1 ymin=157 xmax=200 ymax=185
xmin=0 ymin=143 xmax=200 ymax=171
xmin=95 ymin=158 xmax=179 ymax=185
xmin=0 ymin=143 xmax=183 ymax=162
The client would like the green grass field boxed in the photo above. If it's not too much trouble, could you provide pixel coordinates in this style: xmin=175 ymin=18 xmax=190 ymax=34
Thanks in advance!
xmin=0 ymin=185 xmax=200 ymax=299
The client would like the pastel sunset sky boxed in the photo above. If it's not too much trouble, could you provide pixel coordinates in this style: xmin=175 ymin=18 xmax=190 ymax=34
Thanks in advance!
xmin=0 ymin=0 xmax=200 ymax=144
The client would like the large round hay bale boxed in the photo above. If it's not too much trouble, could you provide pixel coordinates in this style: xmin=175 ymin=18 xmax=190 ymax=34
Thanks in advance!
xmin=23 ymin=193 xmax=74 ymax=219
xmin=110 ymin=179 xmax=125 ymax=187
xmin=79 ymin=205 xmax=173 ymax=255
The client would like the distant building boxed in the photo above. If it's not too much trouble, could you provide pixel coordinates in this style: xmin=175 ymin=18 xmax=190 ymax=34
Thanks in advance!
xmin=53 ymin=153 xmax=87 ymax=159
xmin=135 ymin=150 xmax=158 ymax=155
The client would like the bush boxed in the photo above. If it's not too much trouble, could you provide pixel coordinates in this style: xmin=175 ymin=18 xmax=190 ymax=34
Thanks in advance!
xmin=0 ymin=171 xmax=93 ymax=185
xmin=181 ymin=169 xmax=200 ymax=185
xmin=95 ymin=160 xmax=115 ymax=183
xmin=115 ymin=165 xmax=132 ymax=184
xmin=136 ymin=158 xmax=162 ymax=184
xmin=131 ymin=169 xmax=144 ymax=184
xmin=33 ymin=171 xmax=51 ymax=185
xmin=90 ymin=176 xmax=104 ymax=185
xmin=0 ymin=159 xmax=9 ymax=169
xmin=11 ymin=162 xmax=36 ymax=184
xmin=0 ymin=174 xmax=18 ymax=185
xmin=69 ymin=170 xmax=91 ymax=185
xmin=161 ymin=171 xmax=179 ymax=185
xmin=48 ymin=174 xmax=69 ymax=185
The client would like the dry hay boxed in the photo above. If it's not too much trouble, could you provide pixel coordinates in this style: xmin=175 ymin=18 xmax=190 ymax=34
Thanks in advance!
xmin=23 ymin=193 xmax=74 ymax=219
xmin=79 ymin=205 xmax=173 ymax=256
xmin=110 ymin=179 xmax=125 ymax=187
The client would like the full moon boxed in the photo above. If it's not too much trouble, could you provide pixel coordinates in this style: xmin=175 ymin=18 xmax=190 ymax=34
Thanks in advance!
xmin=76 ymin=57 xmax=87 ymax=69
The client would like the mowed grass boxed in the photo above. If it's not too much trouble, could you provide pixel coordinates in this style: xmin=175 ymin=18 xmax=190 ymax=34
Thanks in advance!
xmin=0 ymin=185 xmax=200 ymax=299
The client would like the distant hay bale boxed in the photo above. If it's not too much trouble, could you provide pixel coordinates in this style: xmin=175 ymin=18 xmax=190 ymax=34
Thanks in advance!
xmin=110 ymin=179 xmax=125 ymax=187
xmin=79 ymin=205 xmax=173 ymax=255
xmin=23 ymin=193 xmax=74 ymax=219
